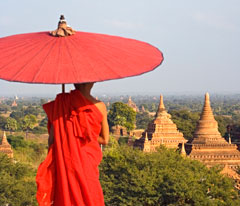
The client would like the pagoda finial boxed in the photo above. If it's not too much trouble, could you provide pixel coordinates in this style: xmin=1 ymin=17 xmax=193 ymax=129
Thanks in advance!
xmin=156 ymin=94 xmax=165 ymax=117
xmin=204 ymin=92 xmax=210 ymax=107
xmin=180 ymin=141 xmax=186 ymax=157
xmin=205 ymin=92 xmax=209 ymax=100
xmin=128 ymin=96 xmax=132 ymax=102
xmin=1 ymin=131 xmax=8 ymax=145
xmin=144 ymin=132 xmax=148 ymax=142
xmin=159 ymin=95 xmax=165 ymax=110
xmin=229 ymin=135 xmax=232 ymax=144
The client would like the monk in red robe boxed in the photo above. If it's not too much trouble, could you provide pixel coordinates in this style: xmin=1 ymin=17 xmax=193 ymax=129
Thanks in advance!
xmin=36 ymin=83 xmax=109 ymax=206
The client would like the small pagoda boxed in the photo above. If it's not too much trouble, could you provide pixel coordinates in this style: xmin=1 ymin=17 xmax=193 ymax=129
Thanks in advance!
xmin=134 ymin=95 xmax=187 ymax=152
xmin=0 ymin=131 xmax=13 ymax=158
xmin=127 ymin=96 xmax=139 ymax=112
xmin=188 ymin=93 xmax=240 ymax=169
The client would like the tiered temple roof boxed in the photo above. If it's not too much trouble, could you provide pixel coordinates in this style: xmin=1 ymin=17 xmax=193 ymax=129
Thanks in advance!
xmin=0 ymin=131 xmax=13 ymax=158
xmin=188 ymin=93 xmax=240 ymax=169
xmin=127 ymin=96 xmax=139 ymax=112
xmin=134 ymin=95 xmax=187 ymax=152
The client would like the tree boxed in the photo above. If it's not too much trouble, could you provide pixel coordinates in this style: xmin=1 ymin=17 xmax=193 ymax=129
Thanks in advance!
xmin=5 ymin=117 xmax=18 ymax=133
xmin=0 ymin=104 xmax=11 ymax=113
xmin=150 ymin=103 xmax=156 ymax=112
xmin=10 ymin=110 xmax=24 ymax=121
xmin=23 ymin=105 xmax=41 ymax=116
xmin=0 ymin=153 xmax=37 ymax=206
xmin=0 ymin=115 xmax=7 ymax=130
xmin=100 ymin=145 xmax=240 ymax=206
xmin=215 ymin=115 xmax=232 ymax=137
xmin=108 ymin=102 xmax=136 ymax=131
xmin=21 ymin=114 xmax=37 ymax=138
xmin=39 ymin=117 xmax=48 ymax=127
xmin=7 ymin=135 xmax=27 ymax=149
xmin=169 ymin=110 xmax=200 ymax=140
xmin=32 ymin=126 xmax=48 ymax=134
xmin=136 ymin=112 xmax=153 ymax=129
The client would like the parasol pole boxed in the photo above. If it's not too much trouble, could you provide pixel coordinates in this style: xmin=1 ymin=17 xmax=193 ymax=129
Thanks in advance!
xmin=62 ymin=84 xmax=65 ymax=93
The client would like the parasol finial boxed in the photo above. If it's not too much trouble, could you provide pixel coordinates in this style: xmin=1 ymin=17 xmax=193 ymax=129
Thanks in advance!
xmin=50 ymin=15 xmax=76 ymax=37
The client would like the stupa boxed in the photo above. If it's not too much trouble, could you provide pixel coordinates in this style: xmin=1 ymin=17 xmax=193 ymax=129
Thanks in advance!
xmin=188 ymin=93 xmax=240 ymax=168
xmin=0 ymin=131 xmax=13 ymax=158
xmin=127 ymin=96 xmax=139 ymax=112
xmin=134 ymin=95 xmax=187 ymax=152
xmin=11 ymin=100 xmax=17 ymax=107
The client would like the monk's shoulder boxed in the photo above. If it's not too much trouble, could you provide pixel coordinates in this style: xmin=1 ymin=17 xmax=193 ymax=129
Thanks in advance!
xmin=94 ymin=101 xmax=107 ymax=116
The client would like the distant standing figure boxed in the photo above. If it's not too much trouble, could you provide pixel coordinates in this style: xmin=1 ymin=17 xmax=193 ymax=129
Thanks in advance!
xmin=36 ymin=83 xmax=109 ymax=206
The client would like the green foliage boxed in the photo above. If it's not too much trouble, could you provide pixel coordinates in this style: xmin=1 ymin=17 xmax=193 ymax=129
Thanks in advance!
xmin=5 ymin=117 xmax=18 ymax=132
xmin=0 ymin=153 xmax=37 ymax=206
xmin=21 ymin=114 xmax=37 ymax=131
xmin=39 ymin=117 xmax=48 ymax=127
xmin=169 ymin=110 xmax=200 ymax=140
xmin=136 ymin=112 xmax=154 ymax=129
xmin=6 ymin=134 xmax=48 ymax=169
xmin=23 ymin=106 xmax=41 ymax=116
xmin=10 ymin=111 xmax=24 ymax=121
xmin=0 ymin=104 xmax=11 ymax=113
xmin=215 ymin=115 xmax=232 ymax=137
xmin=7 ymin=135 xmax=27 ymax=149
xmin=108 ymin=102 xmax=136 ymax=131
xmin=0 ymin=115 xmax=7 ymax=129
xmin=100 ymin=145 xmax=240 ymax=206
xmin=150 ymin=103 xmax=156 ymax=112
xmin=32 ymin=126 xmax=48 ymax=134
xmin=118 ymin=136 xmax=129 ymax=145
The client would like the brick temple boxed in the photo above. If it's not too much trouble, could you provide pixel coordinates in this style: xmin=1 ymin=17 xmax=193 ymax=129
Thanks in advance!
xmin=0 ymin=131 xmax=13 ymax=158
xmin=187 ymin=93 xmax=240 ymax=169
xmin=127 ymin=96 xmax=139 ymax=112
xmin=134 ymin=95 xmax=187 ymax=152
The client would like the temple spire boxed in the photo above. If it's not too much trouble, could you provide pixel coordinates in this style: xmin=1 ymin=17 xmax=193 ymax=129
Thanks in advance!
xmin=0 ymin=131 xmax=13 ymax=158
xmin=156 ymin=94 xmax=165 ymax=117
xmin=180 ymin=141 xmax=186 ymax=157
xmin=144 ymin=132 xmax=148 ymax=143
xmin=159 ymin=95 xmax=165 ymax=110
xmin=229 ymin=135 xmax=232 ymax=144
xmin=193 ymin=93 xmax=222 ymax=143
xmin=200 ymin=92 xmax=215 ymax=121
xmin=128 ymin=96 xmax=132 ymax=103
xmin=1 ymin=131 xmax=8 ymax=145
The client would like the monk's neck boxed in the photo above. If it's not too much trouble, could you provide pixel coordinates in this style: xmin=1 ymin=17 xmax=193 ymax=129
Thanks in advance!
xmin=77 ymin=89 xmax=92 ymax=98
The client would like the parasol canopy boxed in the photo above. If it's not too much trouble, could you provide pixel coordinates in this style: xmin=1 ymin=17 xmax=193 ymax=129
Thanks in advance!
xmin=0 ymin=15 xmax=163 ymax=84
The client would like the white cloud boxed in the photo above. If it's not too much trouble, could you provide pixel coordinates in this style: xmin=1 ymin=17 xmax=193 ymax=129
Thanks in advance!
xmin=192 ymin=11 xmax=239 ymax=32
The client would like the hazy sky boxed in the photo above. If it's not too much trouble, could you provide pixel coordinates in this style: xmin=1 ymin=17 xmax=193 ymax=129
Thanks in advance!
xmin=0 ymin=0 xmax=239 ymax=96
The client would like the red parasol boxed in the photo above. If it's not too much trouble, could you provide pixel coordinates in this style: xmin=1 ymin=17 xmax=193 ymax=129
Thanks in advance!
xmin=0 ymin=15 xmax=163 ymax=86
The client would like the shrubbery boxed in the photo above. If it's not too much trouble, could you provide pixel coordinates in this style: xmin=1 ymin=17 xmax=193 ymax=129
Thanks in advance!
xmin=0 ymin=153 xmax=37 ymax=206
xmin=100 ymin=142 xmax=240 ymax=206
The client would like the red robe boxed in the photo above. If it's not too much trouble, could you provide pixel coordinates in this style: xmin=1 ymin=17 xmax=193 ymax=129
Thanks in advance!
xmin=36 ymin=89 xmax=105 ymax=206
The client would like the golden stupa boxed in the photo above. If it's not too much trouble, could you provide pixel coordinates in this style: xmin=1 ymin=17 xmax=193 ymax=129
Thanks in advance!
xmin=188 ymin=93 xmax=240 ymax=168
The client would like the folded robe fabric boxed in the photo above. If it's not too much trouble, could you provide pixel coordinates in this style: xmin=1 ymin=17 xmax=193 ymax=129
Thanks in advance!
xmin=36 ymin=89 xmax=104 ymax=206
